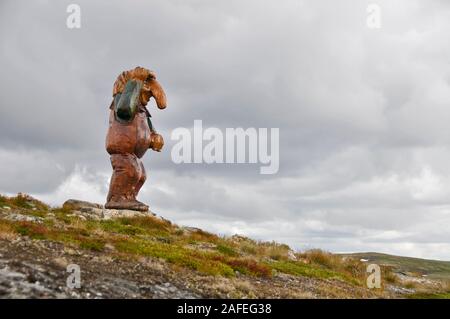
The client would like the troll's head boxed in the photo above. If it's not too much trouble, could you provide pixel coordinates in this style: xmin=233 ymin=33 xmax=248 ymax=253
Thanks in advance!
xmin=113 ymin=66 xmax=167 ymax=109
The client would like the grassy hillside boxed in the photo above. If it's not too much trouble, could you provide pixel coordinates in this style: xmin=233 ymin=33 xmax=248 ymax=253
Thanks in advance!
xmin=0 ymin=193 xmax=449 ymax=299
xmin=342 ymin=252 xmax=450 ymax=280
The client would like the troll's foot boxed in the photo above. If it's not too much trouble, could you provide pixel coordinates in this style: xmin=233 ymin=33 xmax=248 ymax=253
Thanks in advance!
xmin=105 ymin=199 xmax=149 ymax=212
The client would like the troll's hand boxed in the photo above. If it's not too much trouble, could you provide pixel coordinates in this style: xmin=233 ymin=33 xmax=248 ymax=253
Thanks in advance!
xmin=150 ymin=132 xmax=164 ymax=152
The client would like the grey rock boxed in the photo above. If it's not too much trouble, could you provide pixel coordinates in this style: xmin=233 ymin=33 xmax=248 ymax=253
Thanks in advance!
xmin=3 ymin=213 xmax=44 ymax=224
xmin=0 ymin=267 xmax=27 ymax=279
xmin=287 ymin=250 xmax=298 ymax=261
xmin=63 ymin=199 xmax=103 ymax=210
xmin=101 ymin=208 xmax=150 ymax=220
xmin=182 ymin=226 xmax=203 ymax=233
xmin=63 ymin=199 xmax=155 ymax=221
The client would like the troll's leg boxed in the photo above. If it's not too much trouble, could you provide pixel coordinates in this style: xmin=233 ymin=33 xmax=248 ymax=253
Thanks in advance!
xmin=105 ymin=154 xmax=148 ymax=211
xmin=134 ymin=159 xmax=146 ymax=198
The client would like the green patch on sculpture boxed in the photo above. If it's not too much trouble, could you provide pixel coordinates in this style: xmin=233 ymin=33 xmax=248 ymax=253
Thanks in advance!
xmin=114 ymin=79 xmax=142 ymax=123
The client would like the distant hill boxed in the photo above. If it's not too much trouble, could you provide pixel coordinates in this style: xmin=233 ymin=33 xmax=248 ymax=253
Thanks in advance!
xmin=341 ymin=252 xmax=450 ymax=280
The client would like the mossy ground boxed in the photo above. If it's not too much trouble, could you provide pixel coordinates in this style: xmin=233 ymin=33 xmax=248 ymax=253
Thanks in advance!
xmin=1 ymin=193 xmax=448 ymax=298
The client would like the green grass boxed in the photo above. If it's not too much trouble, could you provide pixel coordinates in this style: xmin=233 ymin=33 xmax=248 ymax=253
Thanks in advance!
xmin=79 ymin=239 xmax=105 ymax=252
xmin=99 ymin=219 xmax=146 ymax=236
xmin=0 ymin=195 xmax=8 ymax=206
xmin=114 ymin=239 xmax=235 ymax=277
xmin=407 ymin=292 xmax=450 ymax=299
xmin=12 ymin=196 xmax=33 ymax=209
xmin=216 ymin=243 xmax=239 ymax=256
xmin=223 ymin=257 xmax=272 ymax=277
xmin=0 ymin=194 xmax=50 ymax=211
xmin=117 ymin=216 xmax=172 ymax=232
xmin=3 ymin=193 xmax=449 ymax=293
xmin=342 ymin=252 xmax=450 ymax=280
xmin=269 ymin=260 xmax=361 ymax=285
xmin=14 ymin=222 xmax=49 ymax=240
xmin=0 ymin=202 xmax=367 ymax=283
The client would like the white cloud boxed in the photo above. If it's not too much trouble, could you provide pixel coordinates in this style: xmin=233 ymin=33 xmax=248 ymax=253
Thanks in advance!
xmin=36 ymin=165 xmax=109 ymax=206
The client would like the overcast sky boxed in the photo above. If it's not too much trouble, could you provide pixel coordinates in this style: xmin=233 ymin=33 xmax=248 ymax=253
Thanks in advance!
xmin=1 ymin=0 xmax=450 ymax=260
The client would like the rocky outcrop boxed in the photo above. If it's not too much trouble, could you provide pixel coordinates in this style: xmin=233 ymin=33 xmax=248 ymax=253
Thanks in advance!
xmin=0 ymin=238 xmax=200 ymax=299
xmin=62 ymin=199 xmax=103 ymax=210
xmin=2 ymin=194 xmax=444 ymax=299
xmin=62 ymin=199 xmax=156 ymax=220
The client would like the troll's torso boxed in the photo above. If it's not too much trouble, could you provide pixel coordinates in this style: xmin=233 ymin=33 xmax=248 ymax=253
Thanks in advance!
xmin=105 ymin=106 xmax=152 ymax=159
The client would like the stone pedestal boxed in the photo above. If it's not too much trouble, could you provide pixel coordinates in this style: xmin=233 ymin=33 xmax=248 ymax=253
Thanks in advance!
xmin=62 ymin=199 xmax=155 ymax=220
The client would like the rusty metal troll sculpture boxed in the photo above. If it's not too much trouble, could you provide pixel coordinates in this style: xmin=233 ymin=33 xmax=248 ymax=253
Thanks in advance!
xmin=105 ymin=67 xmax=167 ymax=211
